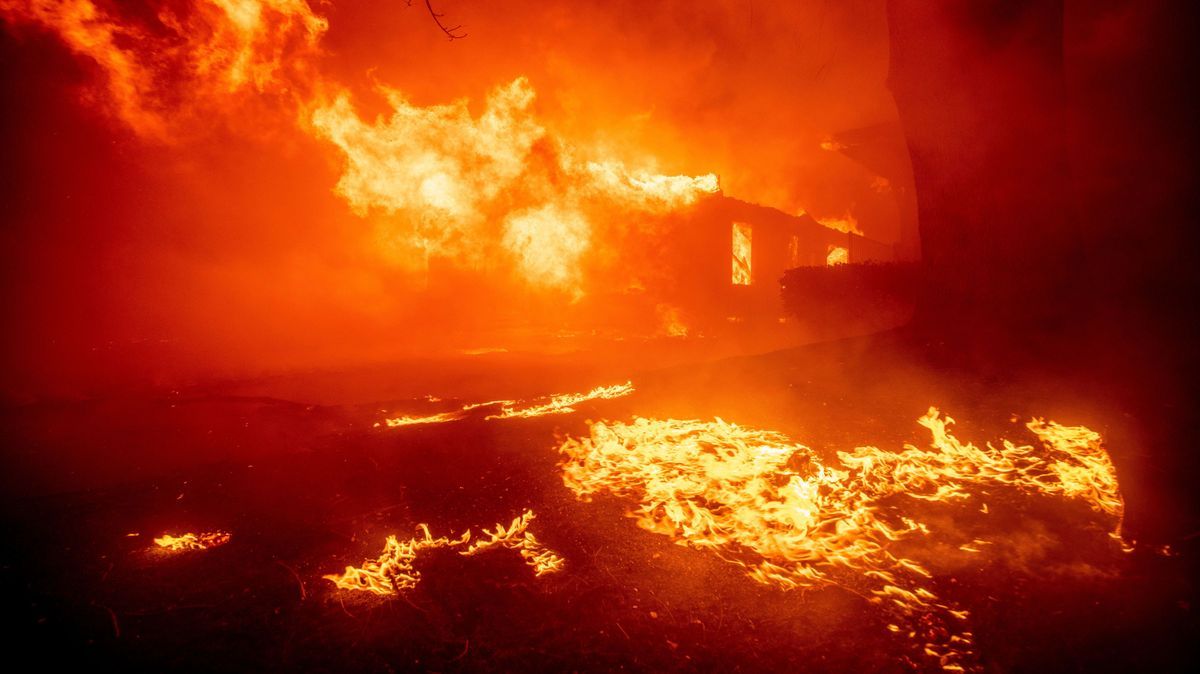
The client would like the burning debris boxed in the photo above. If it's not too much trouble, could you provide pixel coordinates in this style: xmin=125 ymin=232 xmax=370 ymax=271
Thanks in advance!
xmin=558 ymin=409 xmax=1125 ymax=672
xmin=377 ymin=381 xmax=634 ymax=428
xmin=152 ymin=531 xmax=231 ymax=553
xmin=324 ymin=509 xmax=564 ymax=597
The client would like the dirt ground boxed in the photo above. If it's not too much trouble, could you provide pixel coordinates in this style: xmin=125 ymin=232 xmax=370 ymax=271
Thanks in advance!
xmin=1 ymin=328 xmax=1195 ymax=672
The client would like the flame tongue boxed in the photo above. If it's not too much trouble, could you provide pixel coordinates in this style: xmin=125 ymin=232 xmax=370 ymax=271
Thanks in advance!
xmin=558 ymin=409 xmax=1125 ymax=672
xmin=325 ymin=509 xmax=564 ymax=596
xmin=153 ymin=531 xmax=231 ymax=552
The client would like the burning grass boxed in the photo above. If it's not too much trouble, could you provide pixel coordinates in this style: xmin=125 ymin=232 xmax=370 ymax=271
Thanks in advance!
xmin=376 ymin=381 xmax=634 ymax=428
xmin=558 ymin=409 xmax=1125 ymax=672
xmin=324 ymin=509 xmax=564 ymax=596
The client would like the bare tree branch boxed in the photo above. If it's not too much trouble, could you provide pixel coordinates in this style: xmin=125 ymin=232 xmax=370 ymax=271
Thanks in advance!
xmin=423 ymin=0 xmax=467 ymax=40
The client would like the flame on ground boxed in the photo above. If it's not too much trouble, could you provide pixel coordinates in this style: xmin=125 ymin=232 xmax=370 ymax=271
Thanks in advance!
xmin=378 ymin=381 xmax=634 ymax=428
xmin=461 ymin=510 xmax=567 ymax=577
xmin=558 ymin=409 xmax=1124 ymax=672
xmin=731 ymin=222 xmax=752 ymax=285
xmin=485 ymin=381 xmax=635 ymax=420
xmin=153 ymin=531 xmax=232 ymax=552
xmin=324 ymin=510 xmax=563 ymax=596
xmin=377 ymin=410 xmax=466 ymax=428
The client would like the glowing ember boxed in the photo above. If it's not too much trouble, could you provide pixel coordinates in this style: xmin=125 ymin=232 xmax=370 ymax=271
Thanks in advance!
xmin=826 ymin=245 xmax=849 ymax=266
xmin=325 ymin=510 xmax=563 ymax=596
xmin=461 ymin=510 xmax=566 ymax=577
xmin=558 ymin=409 xmax=1125 ymax=672
xmin=731 ymin=222 xmax=752 ymax=285
xmin=153 ymin=531 xmax=231 ymax=552
xmin=485 ymin=381 xmax=635 ymax=420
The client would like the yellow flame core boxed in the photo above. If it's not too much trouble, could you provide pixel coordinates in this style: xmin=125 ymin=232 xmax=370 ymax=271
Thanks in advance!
xmin=153 ymin=531 xmax=231 ymax=552
xmin=324 ymin=510 xmax=563 ymax=596
xmin=826 ymin=245 xmax=849 ymax=266
xmin=559 ymin=409 xmax=1124 ymax=672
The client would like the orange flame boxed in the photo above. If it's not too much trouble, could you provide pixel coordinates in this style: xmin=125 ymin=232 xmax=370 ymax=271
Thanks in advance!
xmin=324 ymin=510 xmax=562 ymax=596
xmin=816 ymin=212 xmax=864 ymax=236
xmin=559 ymin=409 xmax=1124 ymax=672
xmin=153 ymin=531 xmax=231 ymax=552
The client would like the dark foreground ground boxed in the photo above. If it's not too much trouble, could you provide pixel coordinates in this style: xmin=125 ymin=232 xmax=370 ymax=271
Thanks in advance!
xmin=1 ymin=329 xmax=1196 ymax=672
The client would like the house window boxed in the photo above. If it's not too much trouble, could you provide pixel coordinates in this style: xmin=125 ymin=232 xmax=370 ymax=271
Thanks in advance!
xmin=788 ymin=235 xmax=800 ymax=267
xmin=732 ymin=222 xmax=752 ymax=285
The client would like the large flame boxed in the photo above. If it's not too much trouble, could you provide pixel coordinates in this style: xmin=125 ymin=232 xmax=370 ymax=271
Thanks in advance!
xmin=0 ymin=0 xmax=327 ymax=138
xmin=325 ymin=509 xmax=563 ymax=596
xmin=310 ymin=77 xmax=718 ymax=292
xmin=558 ymin=409 xmax=1124 ymax=672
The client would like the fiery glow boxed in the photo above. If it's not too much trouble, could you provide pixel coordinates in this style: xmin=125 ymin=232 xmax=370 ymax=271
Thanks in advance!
xmin=461 ymin=510 xmax=567 ymax=576
xmin=485 ymin=381 xmax=635 ymax=420
xmin=826 ymin=245 xmax=849 ymax=266
xmin=559 ymin=409 xmax=1124 ymax=672
xmin=0 ymin=0 xmax=327 ymax=138
xmin=816 ymin=212 xmax=864 ymax=236
xmin=311 ymin=77 xmax=718 ymax=291
xmin=153 ymin=531 xmax=231 ymax=552
xmin=731 ymin=222 xmax=752 ymax=285
xmin=325 ymin=510 xmax=562 ymax=596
